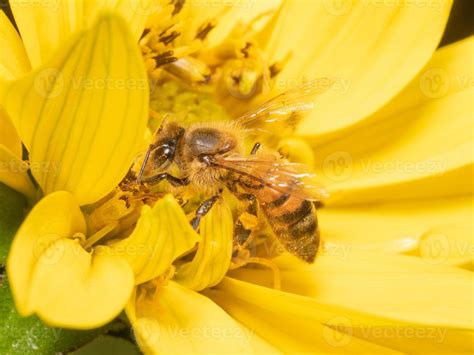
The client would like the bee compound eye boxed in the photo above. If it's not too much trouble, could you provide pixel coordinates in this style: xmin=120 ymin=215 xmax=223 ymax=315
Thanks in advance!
xmin=155 ymin=145 xmax=171 ymax=157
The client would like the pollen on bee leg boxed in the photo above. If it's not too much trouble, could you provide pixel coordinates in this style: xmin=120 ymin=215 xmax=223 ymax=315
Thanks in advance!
xmin=239 ymin=212 xmax=259 ymax=230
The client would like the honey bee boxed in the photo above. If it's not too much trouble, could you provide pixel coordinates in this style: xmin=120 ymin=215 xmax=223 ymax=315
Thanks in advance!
xmin=138 ymin=79 xmax=333 ymax=263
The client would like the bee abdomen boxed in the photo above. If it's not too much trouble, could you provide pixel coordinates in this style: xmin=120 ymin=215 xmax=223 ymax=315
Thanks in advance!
xmin=262 ymin=196 xmax=320 ymax=263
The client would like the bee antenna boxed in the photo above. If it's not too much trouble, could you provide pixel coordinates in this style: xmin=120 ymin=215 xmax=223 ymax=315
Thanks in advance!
xmin=137 ymin=144 xmax=153 ymax=183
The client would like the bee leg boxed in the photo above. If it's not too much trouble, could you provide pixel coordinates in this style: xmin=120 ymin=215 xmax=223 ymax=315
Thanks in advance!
xmin=232 ymin=192 xmax=259 ymax=253
xmin=142 ymin=173 xmax=189 ymax=187
xmin=190 ymin=192 xmax=222 ymax=231
xmin=250 ymin=142 xmax=262 ymax=155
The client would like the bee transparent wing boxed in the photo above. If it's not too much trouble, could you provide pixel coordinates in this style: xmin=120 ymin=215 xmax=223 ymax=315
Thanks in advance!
xmin=235 ymin=78 xmax=335 ymax=129
xmin=213 ymin=155 xmax=328 ymax=201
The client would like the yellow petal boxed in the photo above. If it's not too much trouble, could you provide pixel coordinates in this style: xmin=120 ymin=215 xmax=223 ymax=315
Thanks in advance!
xmin=200 ymin=0 xmax=282 ymax=47
xmin=83 ymin=0 xmax=155 ymax=41
xmin=319 ymin=196 xmax=473 ymax=266
xmin=110 ymin=195 xmax=199 ymax=284
xmin=0 ymin=107 xmax=35 ymax=200
xmin=29 ymin=240 xmax=133 ymax=329
xmin=0 ymin=10 xmax=31 ymax=79
xmin=0 ymin=144 xmax=36 ymax=201
xmin=10 ymin=0 xmax=82 ymax=68
xmin=0 ymin=107 xmax=22 ymax=159
xmin=1 ymin=13 xmax=149 ymax=205
xmin=227 ymin=251 xmax=474 ymax=352
xmin=128 ymin=281 xmax=279 ymax=354
xmin=257 ymin=0 xmax=452 ymax=138
xmin=7 ymin=191 xmax=86 ymax=316
xmin=205 ymin=278 xmax=401 ymax=353
xmin=313 ymin=38 xmax=473 ymax=205
xmin=176 ymin=199 xmax=233 ymax=291
xmin=10 ymin=0 xmax=151 ymax=68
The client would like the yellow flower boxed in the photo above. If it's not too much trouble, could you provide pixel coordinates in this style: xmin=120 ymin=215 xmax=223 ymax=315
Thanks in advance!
xmin=1 ymin=0 xmax=473 ymax=354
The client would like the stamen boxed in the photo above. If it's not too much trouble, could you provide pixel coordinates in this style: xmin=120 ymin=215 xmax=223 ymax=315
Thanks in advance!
xmin=170 ymin=0 xmax=185 ymax=16
xmin=196 ymin=22 xmax=215 ymax=40
xmin=269 ymin=52 xmax=292 ymax=78
xmin=153 ymin=51 xmax=178 ymax=67
xmin=83 ymin=223 xmax=118 ymax=250
xmin=141 ymin=28 xmax=151 ymax=39
xmin=230 ymin=256 xmax=281 ymax=290
xmin=72 ymin=232 xmax=86 ymax=244
xmin=160 ymin=30 xmax=180 ymax=45
xmin=87 ymin=192 xmax=130 ymax=231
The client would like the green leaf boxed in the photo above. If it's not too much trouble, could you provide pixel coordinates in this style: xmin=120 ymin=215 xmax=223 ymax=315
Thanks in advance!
xmin=0 ymin=182 xmax=26 ymax=264
xmin=0 ymin=277 xmax=106 ymax=354
xmin=71 ymin=335 xmax=140 ymax=355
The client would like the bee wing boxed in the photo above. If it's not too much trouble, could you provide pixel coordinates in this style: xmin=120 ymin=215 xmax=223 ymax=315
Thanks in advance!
xmin=213 ymin=155 xmax=328 ymax=201
xmin=235 ymin=78 xmax=335 ymax=129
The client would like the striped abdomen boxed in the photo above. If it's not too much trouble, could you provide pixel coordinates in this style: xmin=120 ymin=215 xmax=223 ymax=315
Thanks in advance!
xmin=237 ymin=175 xmax=320 ymax=263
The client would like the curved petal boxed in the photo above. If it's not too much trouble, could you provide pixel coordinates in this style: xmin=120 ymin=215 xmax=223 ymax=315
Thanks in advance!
xmin=10 ymin=0 xmax=83 ymax=68
xmin=256 ymin=0 xmax=452 ymax=138
xmin=228 ymin=253 xmax=474 ymax=330
xmin=29 ymin=240 xmax=134 ymax=329
xmin=0 ymin=10 xmax=31 ymax=79
xmin=110 ymin=195 xmax=199 ymax=284
xmin=10 ymin=0 xmax=152 ymax=68
xmin=176 ymin=199 xmax=233 ymax=291
xmin=0 ymin=107 xmax=22 ymax=159
xmin=0 ymin=144 xmax=36 ymax=201
xmin=205 ymin=278 xmax=402 ymax=353
xmin=83 ymin=0 xmax=156 ymax=41
xmin=312 ymin=39 xmax=473 ymax=205
xmin=1 ymin=13 xmax=149 ymax=205
xmin=0 ymin=107 xmax=30 ymax=199
xmin=212 ymin=274 xmax=473 ymax=353
xmin=127 ymin=281 xmax=279 ymax=354
xmin=7 ymin=191 xmax=87 ymax=316
xmin=196 ymin=0 xmax=282 ymax=47
xmin=319 ymin=196 xmax=473 ymax=266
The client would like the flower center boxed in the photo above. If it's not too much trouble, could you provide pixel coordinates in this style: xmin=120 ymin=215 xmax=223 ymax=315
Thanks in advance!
xmin=83 ymin=3 xmax=306 ymax=290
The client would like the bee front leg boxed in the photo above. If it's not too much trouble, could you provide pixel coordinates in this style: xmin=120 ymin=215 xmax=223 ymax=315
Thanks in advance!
xmin=141 ymin=173 xmax=189 ymax=187
xmin=190 ymin=192 xmax=222 ymax=231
